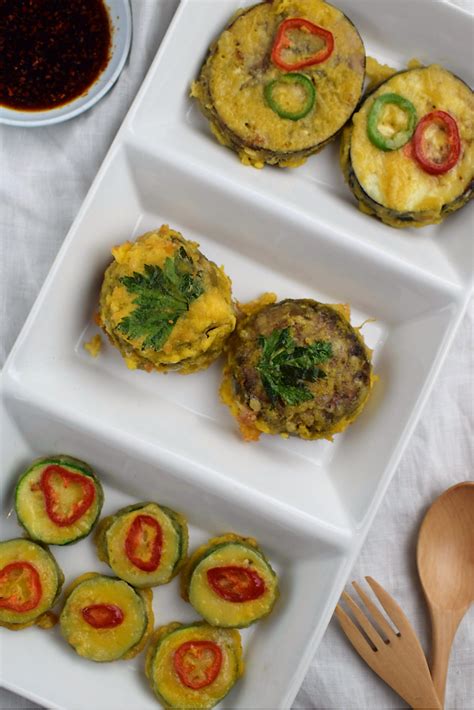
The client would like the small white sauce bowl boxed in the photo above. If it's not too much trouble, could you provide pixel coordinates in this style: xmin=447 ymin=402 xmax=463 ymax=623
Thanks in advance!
xmin=0 ymin=0 xmax=132 ymax=128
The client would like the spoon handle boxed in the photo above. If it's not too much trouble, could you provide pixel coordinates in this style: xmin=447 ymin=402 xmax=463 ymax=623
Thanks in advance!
xmin=430 ymin=609 xmax=462 ymax=705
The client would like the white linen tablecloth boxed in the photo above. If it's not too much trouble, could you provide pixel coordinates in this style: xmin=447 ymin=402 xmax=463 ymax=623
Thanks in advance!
xmin=1 ymin=1 xmax=473 ymax=708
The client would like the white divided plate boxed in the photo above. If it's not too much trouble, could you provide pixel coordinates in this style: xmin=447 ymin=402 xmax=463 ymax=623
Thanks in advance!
xmin=1 ymin=0 xmax=472 ymax=708
xmin=0 ymin=0 xmax=132 ymax=127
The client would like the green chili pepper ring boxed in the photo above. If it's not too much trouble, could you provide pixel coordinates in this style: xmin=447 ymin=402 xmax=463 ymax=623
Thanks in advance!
xmin=367 ymin=93 xmax=417 ymax=151
xmin=264 ymin=73 xmax=316 ymax=121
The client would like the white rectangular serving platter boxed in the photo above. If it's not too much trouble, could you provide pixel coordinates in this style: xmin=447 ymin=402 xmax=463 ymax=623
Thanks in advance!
xmin=1 ymin=0 xmax=472 ymax=708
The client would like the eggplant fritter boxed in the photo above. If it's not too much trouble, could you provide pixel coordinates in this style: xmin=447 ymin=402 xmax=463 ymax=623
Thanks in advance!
xmin=192 ymin=0 xmax=365 ymax=168
xmin=340 ymin=64 xmax=474 ymax=228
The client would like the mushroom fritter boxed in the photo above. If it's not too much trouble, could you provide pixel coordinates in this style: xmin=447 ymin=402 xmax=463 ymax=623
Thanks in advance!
xmin=221 ymin=298 xmax=373 ymax=440
xmin=98 ymin=226 xmax=236 ymax=374
xmin=192 ymin=0 xmax=365 ymax=168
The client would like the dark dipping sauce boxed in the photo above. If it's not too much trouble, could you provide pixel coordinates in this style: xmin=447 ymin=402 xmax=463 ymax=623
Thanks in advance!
xmin=0 ymin=0 xmax=112 ymax=111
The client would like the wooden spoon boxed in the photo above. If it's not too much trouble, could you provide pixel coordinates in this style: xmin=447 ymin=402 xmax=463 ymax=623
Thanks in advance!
xmin=417 ymin=482 xmax=474 ymax=706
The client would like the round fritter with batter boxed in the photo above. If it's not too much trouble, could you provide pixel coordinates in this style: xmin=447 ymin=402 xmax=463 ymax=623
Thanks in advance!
xmin=99 ymin=226 xmax=236 ymax=374
xmin=341 ymin=65 xmax=474 ymax=228
xmin=221 ymin=298 xmax=373 ymax=440
xmin=192 ymin=0 xmax=365 ymax=168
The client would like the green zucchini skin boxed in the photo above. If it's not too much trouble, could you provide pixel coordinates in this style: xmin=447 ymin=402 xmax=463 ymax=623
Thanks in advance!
xmin=145 ymin=621 xmax=244 ymax=709
xmin=181 ymin=533 xmax=279 ymax=628
xmin=15 ymin=455 xmax=104 ymax=545
xmin=59 ymin=573 xmax=153 ymax=662
xmin=340 ymin=65 xmax=474 ymax=228
xmin=0 ymin=538 xmax=64 ymax=630
xmin=94 ymin=502 xmax=189 ymax=588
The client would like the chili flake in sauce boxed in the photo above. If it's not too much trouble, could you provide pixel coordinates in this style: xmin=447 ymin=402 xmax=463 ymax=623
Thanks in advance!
xmin=0 ymin=0 xmax=112 ymax=111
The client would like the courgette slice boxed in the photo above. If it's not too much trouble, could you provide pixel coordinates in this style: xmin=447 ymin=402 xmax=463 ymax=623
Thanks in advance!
xmin=95 ymin=502 xmax=188 ymax=588
xmin=15 ymin=455 xmax=104 ymax=545
xmin=341 ymin=64 xmax=473 ymax=228
xmin=60 ymin=572 xmax=153 ymax=662
xmin=0 ymin=538 xmax=64 ymax=630
xmin=145 ymin=621 xmax=243 ymax=709
xmin=181 ymin=533 xmax=279 ymax=628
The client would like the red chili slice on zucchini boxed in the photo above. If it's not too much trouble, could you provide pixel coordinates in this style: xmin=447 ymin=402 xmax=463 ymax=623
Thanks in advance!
xmin=81 ymin=603 xmax=124 ymax=629
xmin=39 ymin=465 xmax=96 ymax=527
xmin=207 ymin=566 xmax=266 ymax=602
xmin=173 ymin=640 xmax=223 ymax=689
xmin=0 ymin=561 xmax=42 ymax=612
xmin=124 ymin=514 xmax=163 ymax=572
xmin=271 ymin=18 xmax=334 ymax=72
xmin=412 ymin=110 xmax=461 ymax=175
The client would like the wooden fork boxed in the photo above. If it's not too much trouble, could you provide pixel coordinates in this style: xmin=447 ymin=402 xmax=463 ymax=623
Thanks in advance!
xmin=335 ymin=576 xmax=442 ymax=710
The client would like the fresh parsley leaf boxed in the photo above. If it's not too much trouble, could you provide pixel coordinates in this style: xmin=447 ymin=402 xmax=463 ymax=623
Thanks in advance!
xmin=256 ymin=327 xmax=332 ymax=406
xmin=117 ymin=250 xmax=204 ymax=351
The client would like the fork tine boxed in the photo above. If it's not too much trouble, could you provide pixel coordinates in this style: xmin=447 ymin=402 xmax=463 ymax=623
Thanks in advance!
xmin=352 ymin=580 xmax=395 ymax=640
xmin=334 ymin=604 xmax=374 ymax=661
xmin=365 ymin=576 xmax=409 ymax=636
xmin=341 ymin=591 xmax=381 ymax=649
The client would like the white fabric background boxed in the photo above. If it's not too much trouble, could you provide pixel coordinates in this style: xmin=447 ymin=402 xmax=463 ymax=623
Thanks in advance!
xmin=1 ymin=1 xmax=473 ymax=708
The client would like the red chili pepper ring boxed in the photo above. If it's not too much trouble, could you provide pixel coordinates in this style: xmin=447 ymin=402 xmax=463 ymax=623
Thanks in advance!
xmin=39 ymin=465 xmax=96 ymax=527
xmin=0 ymin=562 xmax=42 ymax=613
xmin=413 ymin=110 xmax=461 ymax=175
xmin=173 ymin=640 xmax=223 ymax=689
xmin=82 ymin=604 xmax=124 ymax=629
xmin=207 ymin=566 xmax=266 ymax=602
xmin=271 ymin=18 xmax=334 ymax=72
xmin=124 ymin=514 xmax=163 ymax=572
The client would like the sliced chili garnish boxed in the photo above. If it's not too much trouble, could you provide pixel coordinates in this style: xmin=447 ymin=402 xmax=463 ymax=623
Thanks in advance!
xmin=207 ymin=566 xmax=266 ymax=602
xmin=0 ymin=562 xmax=42 ymax=613
xmin=264 ymin=72 xmax=316 ymax=121
xmin=173 ymin=640 xmax=222 ymax=690
xmin=413 ymin=110 xmax=461 ymax=175
xmin=124 ymin=514 xmax=163 ymax=572
xmin=39 ymin=465 xmax=96 ymax=527
xmin=367 ymin=93 xmax=417 ymax=151
xmin=271 ymin=18 xmax=334 ymax=71
xmin=82 ymin=604 xmax=124 ymax=629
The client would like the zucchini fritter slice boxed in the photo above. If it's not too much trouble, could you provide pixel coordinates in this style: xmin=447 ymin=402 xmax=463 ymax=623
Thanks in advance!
xmin=146 ymin=621 xmax=243 ymax=709
xmin=181 ymin=533 xmax=278 ymax=628
xmin=60 ymin=573 xmax=153 ymax=662
xmin=0 ymin=538 xmax=64 ymax=630
xmin=95 ymin=502 xmax=188 ymax=588
xmin=15 ymin=455 xmax=103 ymax=545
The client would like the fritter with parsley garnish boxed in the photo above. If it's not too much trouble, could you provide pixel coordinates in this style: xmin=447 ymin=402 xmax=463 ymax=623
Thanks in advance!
xmin=98 ymin=226 xmax=236 ymax=374
xmin=220 ymin=297 xmax=373 ymax=440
